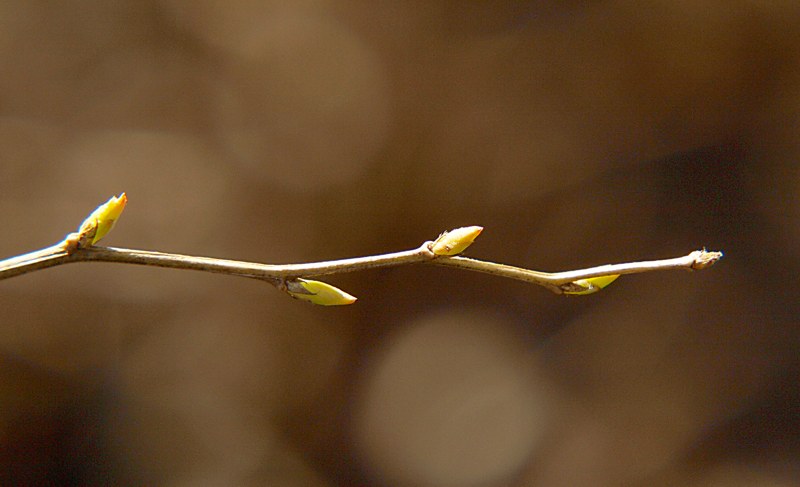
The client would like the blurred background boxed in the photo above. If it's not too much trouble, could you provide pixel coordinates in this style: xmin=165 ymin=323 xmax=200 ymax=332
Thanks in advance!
xmin=1 ymin=1 xmax=798 ymax=485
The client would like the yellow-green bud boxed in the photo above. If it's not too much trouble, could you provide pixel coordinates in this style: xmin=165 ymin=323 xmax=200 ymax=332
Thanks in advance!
xmin=75 ymin=193 xmax=128 ymax=247
xmin=285 ymin=278 xmax=357 ymax=306
xmin=431 ymin=226 xmax=483 ymax=256
xmin=563 ymin=274 xmax=620 ymax=295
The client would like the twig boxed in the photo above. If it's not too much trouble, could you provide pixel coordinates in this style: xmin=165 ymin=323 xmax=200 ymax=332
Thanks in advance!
xmin=0 ymin=238 xmax=722 ymax=295
xmin=0 ymin=244 xmax=70 ymax=280
xmin=432 ymin=250 xmax=722 ymax=293
xmin=0 ymin=194 xmax=722 ymax=302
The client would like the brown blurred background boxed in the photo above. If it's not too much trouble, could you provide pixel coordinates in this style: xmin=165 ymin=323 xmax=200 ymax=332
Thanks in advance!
xmin=1 ymin=1 xmax=798 ymax=485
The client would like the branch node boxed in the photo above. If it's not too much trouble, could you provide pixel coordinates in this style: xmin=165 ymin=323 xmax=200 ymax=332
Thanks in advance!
xmin=422 ymin=241 xmax=438 ymax=258
xmin=62 ymin=232 xmax=83 ymax=255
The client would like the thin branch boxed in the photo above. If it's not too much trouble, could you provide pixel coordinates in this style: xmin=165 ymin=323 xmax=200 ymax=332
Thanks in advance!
xmin=432 ymin=250 xmax=723 ymax=293
xmin=76 ymin=244 xmax=438 ymax=280
xmin=0 ymin=244 xmax=71 ymax=280
xmin=0 ymin=240 xmax=438 ymax=283
xmin=0 ymin=234 xmax=722 ymax=295
xmin=0 ymin=196 xmax=723 ymax=303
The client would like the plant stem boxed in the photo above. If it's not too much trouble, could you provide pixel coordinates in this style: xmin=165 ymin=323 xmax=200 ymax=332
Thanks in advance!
xmin=0 ymin=236 xmax=722 ymax=294
xmin=77 ymin=244 xmax=437 ymax=280
xmin=433 ymin=250 xmax=722 ymax=292
xmin=0 ymin=244 xmax=70 ymax=280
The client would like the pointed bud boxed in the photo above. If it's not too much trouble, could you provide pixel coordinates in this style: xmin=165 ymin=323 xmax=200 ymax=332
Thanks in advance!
xmin=689 ymin=249 xmax=724 ymax=270
xmin=77 ymin=193 xmax=128 ymax=246
xmin=285 ymin=278 xmax=357 ymax=306
xmin=431 ymin=226 xmax=483 ymax=256
xmin=563 ymin=274 xmax=620 ymax=295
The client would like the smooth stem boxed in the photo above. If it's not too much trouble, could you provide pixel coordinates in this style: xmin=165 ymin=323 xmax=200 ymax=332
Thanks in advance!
xmin=433 ymin=249 xmax=722 ymax=292
xmin=76 ymin=244 xmax=436 ymax=279
xmin=0 ymin=243 xmax=70 ymax=280
xmin=0 ymin=235 xmax=722 ymax=294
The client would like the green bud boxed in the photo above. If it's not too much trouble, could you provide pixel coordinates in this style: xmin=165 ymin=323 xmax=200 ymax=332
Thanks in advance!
xmin=285 ymin=278 xmax=357 ymax=306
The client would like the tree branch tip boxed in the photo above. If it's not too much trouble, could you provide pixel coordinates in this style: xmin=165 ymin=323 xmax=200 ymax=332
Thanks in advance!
xmin=690 ymin=249 xmax=723 ymax=270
